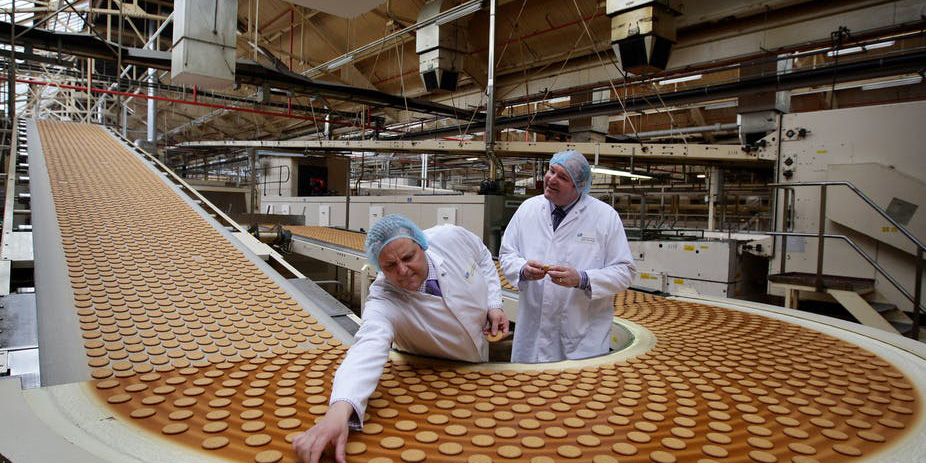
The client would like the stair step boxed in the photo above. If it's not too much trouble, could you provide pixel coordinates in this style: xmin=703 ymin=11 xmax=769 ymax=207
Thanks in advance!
xmin=869 ymin=302 xmax=899 ymax=314
xmin=890 ymin=320 xmax=913 ymax=336
xmin=769 ymin=272 xmax=875 ymax=292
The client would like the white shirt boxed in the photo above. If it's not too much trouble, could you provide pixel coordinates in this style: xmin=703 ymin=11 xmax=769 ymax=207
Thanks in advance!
xmin=328 ymin=224 xmax=503 ymax=428
xmin=500 ymin=194 xmax=636 ymax=363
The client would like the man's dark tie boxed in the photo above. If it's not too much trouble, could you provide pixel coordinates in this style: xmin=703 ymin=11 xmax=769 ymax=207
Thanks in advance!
xmin=424 ymin=279 xmax=443 ymax=297
xmin=552 ymin=207 xmax=566 ymax=231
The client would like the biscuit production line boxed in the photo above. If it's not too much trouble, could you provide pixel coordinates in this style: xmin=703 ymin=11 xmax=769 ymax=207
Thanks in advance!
xmin=0 ymin=119 xmax=923 ymax=463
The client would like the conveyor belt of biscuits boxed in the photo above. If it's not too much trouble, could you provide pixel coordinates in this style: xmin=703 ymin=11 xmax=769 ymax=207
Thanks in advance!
xmin=18 ymin=120 xmax=925 ymax=463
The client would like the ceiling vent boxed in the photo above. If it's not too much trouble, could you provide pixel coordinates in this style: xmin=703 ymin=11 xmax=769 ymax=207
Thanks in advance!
xmin=171 ymin=0 xmax=238 ymax=89
xmin=607 ymin=0 xmax=677 ymax=75
xmin=416 ymin=0 xmax=470 ymax=92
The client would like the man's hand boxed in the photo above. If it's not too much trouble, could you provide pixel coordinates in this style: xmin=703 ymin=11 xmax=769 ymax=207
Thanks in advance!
xmin=521 ymin=260 xmax=547 ymax=281
xmin=292 ymin=401 xmax=354 ymax=463
xmin=484 ymin=308 xmax=510 ymax=338
xmin=547 ymin=265 xmax=580 ymax=288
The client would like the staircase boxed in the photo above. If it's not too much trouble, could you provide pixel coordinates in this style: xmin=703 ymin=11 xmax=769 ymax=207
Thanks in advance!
xmin=769 ymin=271 xmax=918 ymax=337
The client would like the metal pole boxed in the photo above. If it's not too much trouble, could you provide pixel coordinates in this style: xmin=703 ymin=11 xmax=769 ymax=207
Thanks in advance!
xmin=484 ymin=0 xmax=502 ymax=183
xmin=146 ymin=19 xmax=157 ymax=147
xmin=779 ymin=188 xmax=789 ymax=275
xmin=118 ymin=1 xmax=124 ymax=134
xmin=248 ymin=147 xmax=257 ymax=226
xmin=914 ymin=247 xmax=922 ymax=340
xmin=706 ymin=169 xmax=715 ymax=231
xmin=7 ymin=8 xmax=15 ymax=122
xmin=815 ymin=185 xmax=827 ymax=291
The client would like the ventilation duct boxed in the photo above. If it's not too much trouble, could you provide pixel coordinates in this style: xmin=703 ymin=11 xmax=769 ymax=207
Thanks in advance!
xmin=171 ymin=0 xmax=238 ymax=89
xmin=607 ymin=0 xmax=677 ymax=75
xmin=416 ymin=0 xmax=470 ymax=92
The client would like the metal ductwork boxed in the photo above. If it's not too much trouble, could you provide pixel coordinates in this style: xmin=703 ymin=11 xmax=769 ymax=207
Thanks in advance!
xmin=171 ymin=0 xmax=238 ymax=89
xmin=607 ymin=0 xmax=677 ymax=75
xmin=416 ymin=0 xmax=469 ymax=92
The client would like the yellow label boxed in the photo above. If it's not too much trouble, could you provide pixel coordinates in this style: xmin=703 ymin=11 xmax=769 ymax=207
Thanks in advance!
xmin=816 ymin=150 xmax=828 ymax=154
xmin=700 ymin=245 xmax=709 ymax=249
xmin=640 ymin=273 xmax=658 ymax=280
xmin=683 ymin=245 xmax=695 ymax=251
xmin=673 ymin=278 xmax=685 ymax=284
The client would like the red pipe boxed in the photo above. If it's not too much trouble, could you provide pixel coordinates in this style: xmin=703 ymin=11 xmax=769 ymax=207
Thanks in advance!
xmin=2 ymin=76 xmax=364 ymax=128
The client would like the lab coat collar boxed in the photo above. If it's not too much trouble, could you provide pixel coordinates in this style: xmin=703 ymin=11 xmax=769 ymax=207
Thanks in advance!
xmin=548 ymin=194 xmax=588 ymax=231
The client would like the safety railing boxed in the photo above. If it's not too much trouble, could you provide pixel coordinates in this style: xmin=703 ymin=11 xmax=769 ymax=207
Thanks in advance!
xmin=770 ymin=181 xmax=923 ymax=339
xmin=261 ymin=164 xmax=290 ymax=196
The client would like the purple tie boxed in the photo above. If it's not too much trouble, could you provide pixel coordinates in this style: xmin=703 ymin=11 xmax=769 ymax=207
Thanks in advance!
xmin=552 ymin=207 xmax=566 ymax=231
xmin=425 ymin=279 xmax=442 ymax=297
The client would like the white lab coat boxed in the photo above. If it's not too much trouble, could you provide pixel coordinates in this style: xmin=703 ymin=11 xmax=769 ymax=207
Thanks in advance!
xmin=329 ymin=225 xmax=502 ymax=428
xmin=500 ymin=194 xmax=635 ymax=363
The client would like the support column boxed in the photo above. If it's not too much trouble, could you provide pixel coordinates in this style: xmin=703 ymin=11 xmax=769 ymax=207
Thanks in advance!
xmin=707 ymin=166 xmax=722 ymax=231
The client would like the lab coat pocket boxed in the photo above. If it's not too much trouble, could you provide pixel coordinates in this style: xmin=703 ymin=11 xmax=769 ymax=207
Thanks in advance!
xmin=573 ymin=231 xmax=602 ymax=266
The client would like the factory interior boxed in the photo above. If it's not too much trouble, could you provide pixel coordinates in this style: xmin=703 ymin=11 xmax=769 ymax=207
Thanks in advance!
xmin=0 ymin=0 xmax=924 ymax=462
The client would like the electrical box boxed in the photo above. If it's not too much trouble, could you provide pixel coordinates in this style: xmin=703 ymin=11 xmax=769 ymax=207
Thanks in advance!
xmin=319 ymin=205 xmax=330 ymax=226
xmin=437 ymin=207 xmax=457 ymax=225
xmin=630 ymin=240 xmax=766 ymax=299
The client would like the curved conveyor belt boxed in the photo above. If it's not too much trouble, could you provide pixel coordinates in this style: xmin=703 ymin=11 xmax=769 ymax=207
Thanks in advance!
xmin=3 ymin=120 xmax=924 ymax=463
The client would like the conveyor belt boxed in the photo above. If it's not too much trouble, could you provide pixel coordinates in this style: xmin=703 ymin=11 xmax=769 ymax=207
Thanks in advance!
xmin=283 ymin=225 xmax=519 ymax=291
xmin=8 ymin=120 xmax=925 ymax=463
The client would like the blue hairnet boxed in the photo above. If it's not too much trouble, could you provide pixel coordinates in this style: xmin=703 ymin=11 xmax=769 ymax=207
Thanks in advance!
xmin=365 ymin=214 xmax=429 ymax=271
xmin=550 ymin=149 xmax=591 ymax=195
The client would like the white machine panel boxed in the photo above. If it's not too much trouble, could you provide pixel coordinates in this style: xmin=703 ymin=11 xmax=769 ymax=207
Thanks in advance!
xmin=437 ymin=207 xmax=457 ymax=225
xmin=319 ymin=205 xmax=330 ymax=226
xmin=629 ymin=240 xmax=764 ymax=299
xmin=369 ymin=206 xmax=384 ymax=229
xmin=277 ymin=204 xmax=290 ymax=214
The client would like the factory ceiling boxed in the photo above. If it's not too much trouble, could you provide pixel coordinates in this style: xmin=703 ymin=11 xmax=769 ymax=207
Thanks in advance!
xmin=0 ymin=0 xmax=924 ymax=158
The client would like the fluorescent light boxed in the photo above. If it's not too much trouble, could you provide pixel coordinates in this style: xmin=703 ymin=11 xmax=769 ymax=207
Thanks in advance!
xmin=696 ymin=174 xmax=706 ymax=179
xmin=827 ymin=46 xmax=863 ymax=57
xmin=703 ymin=100 xmax=737 ymax=110
xmin=326 ymin=54 xmax=354 ymax=70
xmin=861 ymin=76 xmax=922 ymax=91
xmin=658 ymin=74 xmax=702 ymax=85
xmin=591 ymin=166 xmax=652 ymax=180
xmin=826 ymin=41 xmax=894 ymax=58
xmin=465 ymin=157 xmax=479 ymax=161
xmin=868 ymin=40 xmax=895 ymax=50
xmin=434 ymin=2 xmax=482 ymax=26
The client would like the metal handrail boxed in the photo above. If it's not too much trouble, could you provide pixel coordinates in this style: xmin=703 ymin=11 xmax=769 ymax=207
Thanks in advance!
xmin=260 ymin=165 xmax=290 ymax=196
xmin=770 ymin=181 xmax=925 ymax=251
xmin=770 ymin=181 xmax=923 ymax=339
xmin=766 ymin=231 xmax=921 ymax=307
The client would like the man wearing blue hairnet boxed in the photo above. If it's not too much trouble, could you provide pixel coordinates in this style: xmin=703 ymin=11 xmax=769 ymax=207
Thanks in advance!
xmin=500 ymin=149 xmax=635 ymax=363
xmin=293 ymin=214 xmax=508 ymax=463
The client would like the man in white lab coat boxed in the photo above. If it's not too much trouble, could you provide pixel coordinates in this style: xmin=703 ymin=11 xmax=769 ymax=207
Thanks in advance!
xmin=500 ymin=149 xmax=635 ymax=363
xmin=292 ymin=214 xmax=509 ymax=463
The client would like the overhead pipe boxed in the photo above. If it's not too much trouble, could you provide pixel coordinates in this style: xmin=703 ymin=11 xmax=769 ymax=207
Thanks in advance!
xmin=631 ymin=123 xmax=738 ymax=139
xmin=0 ymin=20 xmax=483 ymax=122
xmin=392 ymin=50 xmax=926 ymax=140
xmin=0 ymin=76 xmax=369 ymax=129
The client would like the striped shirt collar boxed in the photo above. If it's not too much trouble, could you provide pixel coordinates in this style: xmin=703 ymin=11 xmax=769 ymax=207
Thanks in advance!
xmin=418 ymin=252 xmax=438 ymax=293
